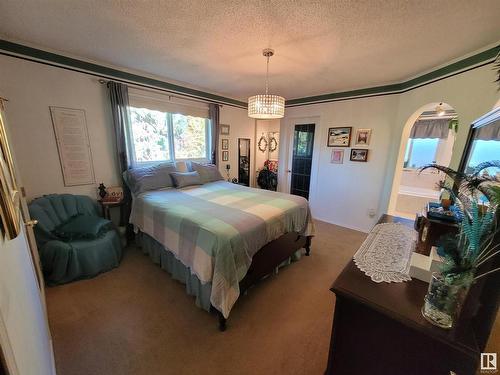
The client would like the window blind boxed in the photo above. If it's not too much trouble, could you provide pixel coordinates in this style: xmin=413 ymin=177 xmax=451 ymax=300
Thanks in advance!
xmin=128 ymin=88 xmax=209 ymax=119
xmin=409 ymin=118 xmax=449 ymax=139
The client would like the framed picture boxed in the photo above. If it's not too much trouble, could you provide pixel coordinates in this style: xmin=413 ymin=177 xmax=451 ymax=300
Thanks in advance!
xmin=50 ymin=107 xmax=96 ymax=186
xmin=222 ymin=150 xmax=229 ymax=161
xmin=221 ymin=138 xmax=229 ymax=150
xmin=327 ymin=127 xmax=352 ymax=147
xmin=350 ymin=148 xmax=369 ymax=162
xmin=355 ymin=128 xmax=372 ymax=146
xmin=220 ymin=124 xmax=230 ymax=135
xmin=330 ymin=149 xmax=344 ymax=164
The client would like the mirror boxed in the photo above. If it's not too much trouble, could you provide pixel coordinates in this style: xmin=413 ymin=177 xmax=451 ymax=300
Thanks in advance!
xmin=460 ymin=107 xmax=500 ymax=177
xmin=238 ymin=138 xmax=250 ymax=186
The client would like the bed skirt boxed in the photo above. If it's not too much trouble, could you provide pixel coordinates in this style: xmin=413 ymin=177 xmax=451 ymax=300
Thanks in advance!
xmin=137 ymin=231 xmax=303 ymax=313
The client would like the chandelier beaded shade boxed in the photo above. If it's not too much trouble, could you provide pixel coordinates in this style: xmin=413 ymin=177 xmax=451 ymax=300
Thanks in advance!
xmin=248 ymin=49 xmax=285 ymax=119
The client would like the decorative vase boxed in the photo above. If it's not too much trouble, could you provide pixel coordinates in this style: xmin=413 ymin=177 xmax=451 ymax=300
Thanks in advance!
xmin=422 ymin=272 xmax=471 ymax=329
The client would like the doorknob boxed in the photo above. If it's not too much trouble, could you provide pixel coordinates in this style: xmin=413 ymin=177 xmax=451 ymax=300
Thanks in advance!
xmin=287 ymin=170 xmax=292 ymax=173
xmin=25 ymin=219 xmax=38 ymax=227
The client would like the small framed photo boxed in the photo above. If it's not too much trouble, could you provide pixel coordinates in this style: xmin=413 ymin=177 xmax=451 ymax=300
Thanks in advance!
xmin=350 ymin=148 xmax=369 ymax=162
xmin=221 ymin=138 xmax=229 ymax=150
xmin=355 ymin=128 xmax=372 ymax=146
xmin=327 ymin=127 xmax=352 ymax=147
xmin=222 ymin=150 xmax=229 ymax=162
xmin=220 ymin=124 xmax=230 ymax=135
xmin=330 ymin=149 xmax=344 ymax=164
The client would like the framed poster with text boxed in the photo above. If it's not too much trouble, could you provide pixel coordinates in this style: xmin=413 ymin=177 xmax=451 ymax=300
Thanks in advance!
xmin=50 ymin=107 xmax=95 ymax=186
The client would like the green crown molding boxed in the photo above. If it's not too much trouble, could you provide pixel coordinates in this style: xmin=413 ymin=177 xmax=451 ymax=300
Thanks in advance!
xmin=0 ymin=39 xmax=247 ymax=108
xmin=286 ymin=44 xmax=500 ymax=107
xmin=1 ymin=39 xmax=498 ymax=109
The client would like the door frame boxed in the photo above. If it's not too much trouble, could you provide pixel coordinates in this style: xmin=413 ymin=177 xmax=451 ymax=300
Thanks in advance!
xmin=280 ymin=116 xmax=321 ymax=206
xmin=0 ymin=99 xmax=55 ymax=375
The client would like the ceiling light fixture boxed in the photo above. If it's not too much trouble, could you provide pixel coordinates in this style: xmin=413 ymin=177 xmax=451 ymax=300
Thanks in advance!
xmin=248 ymin=48 xmax=285 ymax=119
xmin=436 ymin=102 xmax=446 ymax=117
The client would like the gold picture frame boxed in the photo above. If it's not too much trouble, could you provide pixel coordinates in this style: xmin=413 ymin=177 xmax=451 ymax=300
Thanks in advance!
xmin=0 ymin=100 xmax=21 ymax=240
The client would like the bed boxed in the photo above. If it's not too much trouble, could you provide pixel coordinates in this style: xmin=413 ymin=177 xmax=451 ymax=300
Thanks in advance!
xmin=129 ymin=178 xmax=314 ymax=330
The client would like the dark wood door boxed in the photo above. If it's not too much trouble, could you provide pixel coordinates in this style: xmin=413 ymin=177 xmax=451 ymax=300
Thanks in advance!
xmin=290 ymin=123 xmax=315 ymax=199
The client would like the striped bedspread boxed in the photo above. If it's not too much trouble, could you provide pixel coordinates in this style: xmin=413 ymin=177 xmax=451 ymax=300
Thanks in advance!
xmin=130 ymin=181 xmax=314 ymax=318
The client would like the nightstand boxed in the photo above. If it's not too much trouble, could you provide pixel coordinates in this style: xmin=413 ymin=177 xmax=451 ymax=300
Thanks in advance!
xmin=98 ymin=200 xmax=127 ymax=246
xmin=97 ymin=200 xmax=125 ymax=225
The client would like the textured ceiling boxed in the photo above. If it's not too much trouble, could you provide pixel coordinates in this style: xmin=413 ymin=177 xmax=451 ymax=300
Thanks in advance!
xmin=1 ymin=0 xmax=499 ymax=100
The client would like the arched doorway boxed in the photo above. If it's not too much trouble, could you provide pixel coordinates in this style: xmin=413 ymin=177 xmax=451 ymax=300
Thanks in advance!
xmin=388 ymin=102 xmax=457 ymax=218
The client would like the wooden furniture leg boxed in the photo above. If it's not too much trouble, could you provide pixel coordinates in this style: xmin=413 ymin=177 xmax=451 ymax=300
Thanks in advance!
xmin=218 ymin=311 xmax=227 ymax=332
xmin=305 ymin=236 xmax=312 ymax=256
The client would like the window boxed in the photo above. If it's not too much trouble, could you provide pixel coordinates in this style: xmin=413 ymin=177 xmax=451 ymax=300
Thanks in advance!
xmin=129 ymin=106 xmax=210 ymax=164
xmin=403 ymin=138 xmax=439 ymax=168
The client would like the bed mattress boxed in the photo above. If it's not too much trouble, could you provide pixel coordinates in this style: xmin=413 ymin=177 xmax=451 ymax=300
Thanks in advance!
xmin=130 ymin=181 xmax=314 ymax=318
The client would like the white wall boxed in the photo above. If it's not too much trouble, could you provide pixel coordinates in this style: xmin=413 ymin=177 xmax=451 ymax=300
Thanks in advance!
xmin=282 ymin=95 xmax=400 ymax=232
xmin=218 ymin=106 xmax=256 ymax=185
xmin=0 ymin=54 xmax=252 ymax=200
xmin=282 ymin=64 xmax=500 ymax=232
xmin=1 ymin=54 xmax=498 ymax=232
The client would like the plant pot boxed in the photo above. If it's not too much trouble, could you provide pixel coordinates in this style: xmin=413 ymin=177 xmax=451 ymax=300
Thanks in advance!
xmin=441 ymin=198 xmax=452 ymax=210
xmin=422 ymin=272 xmax=471 ymax=329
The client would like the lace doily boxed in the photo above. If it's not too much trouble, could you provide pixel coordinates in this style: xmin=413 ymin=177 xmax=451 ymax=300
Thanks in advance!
xmin=353 ymin=223 xmax=416 ymax=283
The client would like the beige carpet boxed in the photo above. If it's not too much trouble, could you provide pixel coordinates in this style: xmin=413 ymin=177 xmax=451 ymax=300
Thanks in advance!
xmin=46 ymin=220 xmax=499 ymax=375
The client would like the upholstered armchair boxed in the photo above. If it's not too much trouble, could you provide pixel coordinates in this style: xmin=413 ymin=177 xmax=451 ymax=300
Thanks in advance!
xmin=28 ymin=194 xmax=122 ymax=285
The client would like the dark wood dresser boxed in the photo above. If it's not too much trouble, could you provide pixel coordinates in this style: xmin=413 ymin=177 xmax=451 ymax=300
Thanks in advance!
xmin=325 ymin=214 xmax=493 ymax=375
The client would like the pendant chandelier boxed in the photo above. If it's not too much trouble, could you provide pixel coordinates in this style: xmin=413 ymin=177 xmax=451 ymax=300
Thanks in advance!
xmin=248 ymin=48 xmax=285 ymax=119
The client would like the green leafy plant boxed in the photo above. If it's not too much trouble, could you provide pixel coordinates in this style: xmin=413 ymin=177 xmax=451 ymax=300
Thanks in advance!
xmin=420 ymin=161 xmax=500 ymax=284
xmin=421 ymin=160 xmax=500 ymax=208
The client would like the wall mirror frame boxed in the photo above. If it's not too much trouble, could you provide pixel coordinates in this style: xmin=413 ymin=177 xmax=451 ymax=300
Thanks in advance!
xmin=238 ymin=138 xmax=251 ymax=186
xmin=458 ymin=107 xmax=500 ymax=175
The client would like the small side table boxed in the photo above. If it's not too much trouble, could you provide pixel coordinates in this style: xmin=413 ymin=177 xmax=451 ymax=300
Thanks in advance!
xmin=98 ymin=200 xmax=128 ymax=246
xmin=98 ymin=200 xmax=125 ymax=226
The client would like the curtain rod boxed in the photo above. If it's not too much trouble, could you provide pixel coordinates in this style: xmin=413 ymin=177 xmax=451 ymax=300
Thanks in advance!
xmin=98 ymin=79 xmax=223 ymax=107
xmin=418 ymin=115 xmax=457 ymax=120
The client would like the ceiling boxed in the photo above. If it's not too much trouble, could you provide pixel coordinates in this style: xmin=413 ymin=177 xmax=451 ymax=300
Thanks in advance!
xmin=1 ymin=0 xmax=499 ymax=101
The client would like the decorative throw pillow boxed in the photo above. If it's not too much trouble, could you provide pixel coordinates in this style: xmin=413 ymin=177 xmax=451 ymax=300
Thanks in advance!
xmin=126 ymin=162 xmax=177 ymax=194
xmin=170 ymin=171 xmax=203 ymax=188
xmin=175 ymin=161 xmax=188 ymax=172
xmin=189 ymin=162 xmax=223 ymax=183
xmin=53 ymin=215 xmax=112 ymax=241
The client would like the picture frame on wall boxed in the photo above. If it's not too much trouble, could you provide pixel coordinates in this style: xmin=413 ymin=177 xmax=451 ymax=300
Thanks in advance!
xmin=354 ymin=128 xmax=372 ymax=146
xmin=350 ymin=148 xmax=369 ymax=162
xmin=222 ymin=150 xmax=229 ymax=161
xmin=221 ymin=138 xmax=229 ymax=150
xmin=327 ymin=127 xmax=352 ymax=147
xmin=220 ymin=124 xmax=230 ymax=135
xmin=330 ymin=149 xmax=344 ymax=164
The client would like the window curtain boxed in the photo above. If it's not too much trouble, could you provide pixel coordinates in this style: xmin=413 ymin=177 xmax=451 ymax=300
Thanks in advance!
xmin=410 ymin=118 xmax=449 ymax=139
xmin=107 ymin=81 xmax=133 ymax=228
xmin=108 ymin=81 xmax=133 ymax=172
xmin=209 ymin=103 xmax=220 ymax=165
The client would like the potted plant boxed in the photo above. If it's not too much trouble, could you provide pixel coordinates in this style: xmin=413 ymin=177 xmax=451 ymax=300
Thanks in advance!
xmin=419 ymin=161 xmax=500 ymax=328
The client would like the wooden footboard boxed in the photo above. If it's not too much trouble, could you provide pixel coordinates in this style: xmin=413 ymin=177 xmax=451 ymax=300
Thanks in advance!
xmin=216 ymin=232 xmax=312 ymax=331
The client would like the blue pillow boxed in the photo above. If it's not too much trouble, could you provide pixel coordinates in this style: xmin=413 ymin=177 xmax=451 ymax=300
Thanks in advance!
xmin=170 ymin=171 xmax=203 ymax=188
xmin=126 ymin=163 xmax=177 ymax=194
xmin=189 ymin=162 xmax=223 ymax=183
xmin=54 ymin=215 xmax=112 ymax=241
